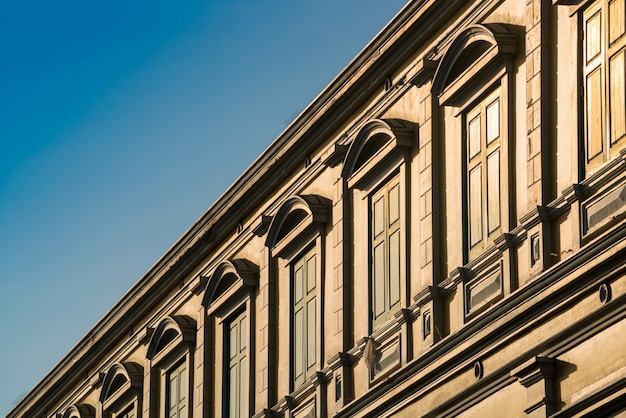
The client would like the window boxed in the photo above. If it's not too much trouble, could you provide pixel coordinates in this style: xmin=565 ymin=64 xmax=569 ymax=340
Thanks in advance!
xmin=226 ymin=310 xmax=248 ymax=418
xmin=146 ymin=316 xmax=196 ymax=418
xmin=166 ymin=361 xmax=187 ymax=418
xmin=201 ymin=259 xmax=257 ymax=418
xmin=466 ymin=89 xmax=502 ymax=256
xmin=292 ymin=247 xmax=317 ymax=386
xmin=265 ymin=194 xmax=328 ymax=396
xmin=342 ymin=119 xmax=412 ymax=336
xmin=99 ymin=362 xmax=143 ymax=418
xmin=370 ymin=175 xmax=401 ymax=329
xmin=118 ymin=408 xmax=135 ymax=418
xmin=584 ymin=0 xmax=626 ymax=171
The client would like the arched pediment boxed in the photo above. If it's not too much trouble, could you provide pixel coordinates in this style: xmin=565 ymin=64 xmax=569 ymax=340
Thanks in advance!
xmin=62 ymin=404 xmax=95 ymax=418
xmin=202 ymin=259 xmax=259 ymax=308
xmin=265 ymin=195 xmax=330 ymax=251
xmin=432 ymin=24 xmax=517 ymax=103
xmin=342 ymin=119 xmax=413 ymax=187
xmin=99 ymin=362 xmax=143 ymax=403
xmin=146 ymin=315 xmax=196 ymax=361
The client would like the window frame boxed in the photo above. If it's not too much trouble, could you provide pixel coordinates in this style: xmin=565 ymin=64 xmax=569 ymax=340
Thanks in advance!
xmin=464 ymin=87 xmax=504 ymax=258
xmin=201 ymin=259 xmax=258 ymax=418
xmin=369 ymin=173 xmax=403 ymax=330
xmin=432 ymin=23 xmax=516 ymax=264
xmin=146 ymin=316 xmax=196 ymax=418
xmin=223 ymin=308 xmax=249 ymax=418
xmin=291 ymin=245 xmax=318 ymax=387
xmin=582 ymin=0 xmax=626 ymax=173
xmin=98 ymin=362 xmax=143 ymax=418
xmin=342 ymin=118 xmax=413 ymax=335
xmin=265 ymin=194 xmax=329 ymax=393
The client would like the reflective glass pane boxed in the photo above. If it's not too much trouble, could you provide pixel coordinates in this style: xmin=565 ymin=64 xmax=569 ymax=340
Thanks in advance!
xmin=373 ymin=196 xmax=384 ymax=238
xmin=307 ymin=299 xmax=316 ymax=368
xmin=389 ymin=231 xmax=400 ymax=307
xmin=373 ymin=242 xmax=386 ymax=318
xmin=609 ymin=0 xmax=625 ymax=44
xmin=240 ymin=315 xmax=247 ymax=352
xmin=294 ymin=308 xmax=303 ymax=379
xmin=307 ymin=254 xmax=316 ymax=293
xmin=230 ymin=364 xmax=238 ymax=418
xmin=487 ymin=151 xmax=501 ymax=234
xmin=587 ymin=68 xmax=604 ymax=159
xmin=389 ymin=184 xmax=400 ymax=225
xmin=294 ymin=265 xmax=303 ymax=303
xmin=468 ymin=115 xmax=481 ymax=159
xmin=486 ymin=99 xmax=500 ymax=144
xmin=610 ymin=51 xmax=626 ymax=143
xmin=230 ymin=322 xmax=238 ymax=360
xmin=469 ymin=166 xmax=483 ymax=247
xmin=587 ymin=11 xmax=602 ymax=62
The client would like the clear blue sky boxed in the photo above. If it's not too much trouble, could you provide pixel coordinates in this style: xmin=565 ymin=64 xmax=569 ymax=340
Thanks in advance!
xmin=0 ymin=0 xmax=407 ymax=414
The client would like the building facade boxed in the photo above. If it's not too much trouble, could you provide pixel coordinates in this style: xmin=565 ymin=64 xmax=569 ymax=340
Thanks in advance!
xmin=9 ymin=0 xmax=626 ymax=417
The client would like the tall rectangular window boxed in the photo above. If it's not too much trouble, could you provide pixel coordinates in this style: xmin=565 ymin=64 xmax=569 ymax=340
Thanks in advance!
xmin=167 ymin=361 xmax=187 ymax=418
xmin=371 ymin=175 xmax=401 ymax=329
xmin=226 ymin=310 xmax=248 ymax=418
xmin=119 ymin=409 xmax=135 ymax=418
xmin=466 ymin=90 xmax=502 ymax=257
xmin=584 ymin=0 xmax=626 ymax=171
xmin=292 ymin=247 xmax=317 ymax=387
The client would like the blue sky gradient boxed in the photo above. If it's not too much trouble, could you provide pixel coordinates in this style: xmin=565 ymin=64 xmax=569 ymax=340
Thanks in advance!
xmin=0 ymin=1 xmax=407 ymax=414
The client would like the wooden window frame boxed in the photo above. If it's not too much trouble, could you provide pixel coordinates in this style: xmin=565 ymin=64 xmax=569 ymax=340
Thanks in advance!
xmin=342 ymin=119 xmax=413 ymax=335
xmin=291 ymin=246 xmax=318 ymax=387
xmin=265 ymin=195 xmax=329 ymax=393
xmin=465 ymin=88 xmax=504 ymax=258
xmin=201 ymin=259 xmax=258 ymax=418
xmin=224 ymin=308 xmax=249 ymax=418
xmin=370 ymin=174 xmax=402 ymax=330
xmin=146 ymin=316 xmax=196 ymax=418
xmin=582 ymin=0 xmax=626 ymax=173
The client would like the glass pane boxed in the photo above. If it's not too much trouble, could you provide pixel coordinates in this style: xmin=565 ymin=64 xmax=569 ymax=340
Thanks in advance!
xmin=373 ymin=242 xmax=386 ymax=318
xmin=179 ymin=364 xmax=187 ymax=403
xmin=373 ymin=196 xmax=384 ymax=238
xmin=487 ymin=151 xmax=501 ymax=234
xmin=240 ymin=314 xmax=247 ymax=352
xmin=469 ymin=166 xmax=483 ymax=247
xmin=587 ymin=68 xmax=604 ymax=159
xmin=610 ymin=51 xmax=626 ymax=143
xmin=587 ymin=11 xmax=602 ymax=62
xmin=230 ymin=364 xmax=238 ymax=418
xmin=610 ymin=0 xmax=625 ymax=45
xmin=468 ymin=115 xmax=481 ymax=159
xmin=230 ymin=322 xmax=238 ymax=360
xmin=240 ymin=356 xmax=248 ymax=417
xmin=294 ymin=308 xmax=303 ymax=379
xmin=307 ymin=254 xmax=316 ymax=293
xmin=389 ymin=230 xmax=400 ymax=307
xmin=389 ymin=184 xmax=400 ymax=225
xmin=486 ymin=99 xmax=500 ymax=144
xmin=307 ymin=299 xmax=316 ymax=369
xmin=169 ymin=374 xmax=177 ymax=416
xmin=294 ymin=265 xmax=303 ymax=303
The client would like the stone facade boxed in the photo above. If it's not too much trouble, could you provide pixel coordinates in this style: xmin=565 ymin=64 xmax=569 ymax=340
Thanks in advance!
xmin=9 ymin=0 xmax=626 ymax=417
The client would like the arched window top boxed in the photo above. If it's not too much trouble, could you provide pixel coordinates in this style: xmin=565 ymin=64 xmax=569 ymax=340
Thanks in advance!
xmin=432 ymin=23 xmax=517 ymax=105
xmin=61 ymin=404 xmax=95 ymax=418
xmin=265 ymin=195 xmax=330 ymax=254
xmin=146 ymin=315 xmax=196 ymax=361
xmin=202 ymin=259 xmax=258 ymax=309
xmin=342 ymin=119 xmax=413 ymax=188
xmin=99 ymin=362 xmax=143 ymax=404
